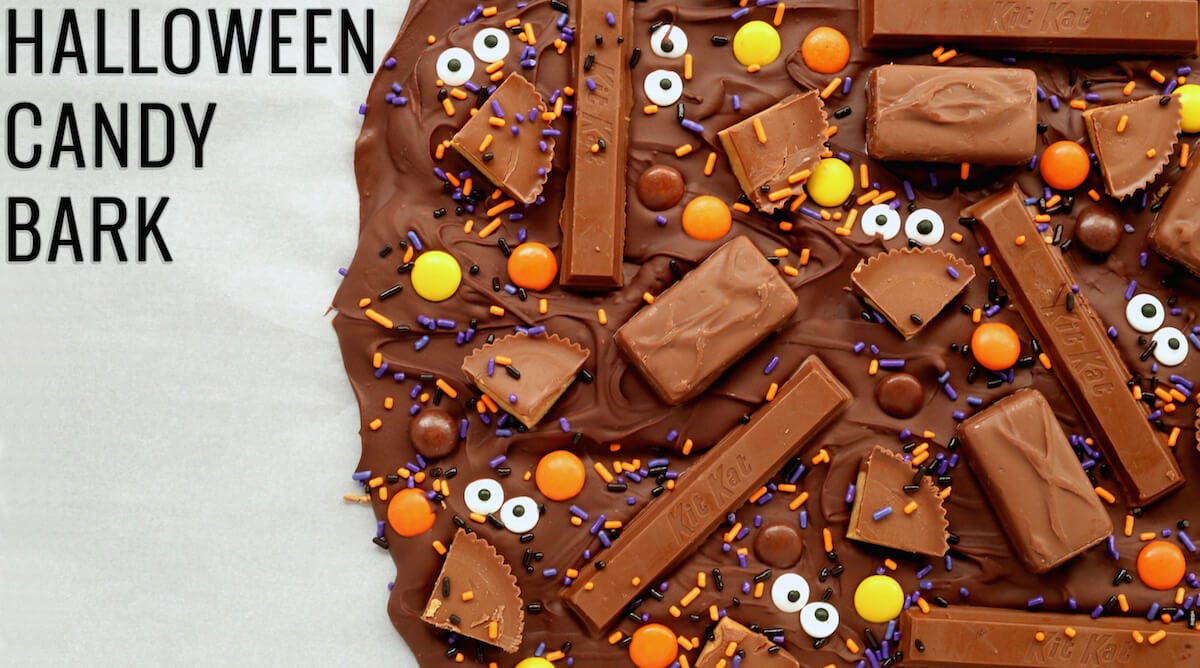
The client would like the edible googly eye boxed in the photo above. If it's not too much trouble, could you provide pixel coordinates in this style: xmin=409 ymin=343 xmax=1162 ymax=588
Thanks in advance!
xmin=1125 ymin=294 xmax=1165 ymax=333
xmin=499 ymin=496 xmax=540 ymax=533
xmin=650 ymin=25 xmax=688 ymax=59
xmin=905 ymin=208 xmax=945 ymax=246
xmin=861 ymin=203 xmax=902 ymax=240
xmin=1152 ymin=327 xmax=1189 ymax=367
xmin=464 ymin=479 xmax=504 ymax=515
xmin=436 ymin=47 xmax=475 ymax=86
xmin=472 ymin=28 xmax=510 ymax=63
xmin=799 ymin=602 xmax=840 ymax=638
xmin=643 ymin=69 xmax=684 ymax=106
xmin=770 ymin=573 xmax=810 ymax=613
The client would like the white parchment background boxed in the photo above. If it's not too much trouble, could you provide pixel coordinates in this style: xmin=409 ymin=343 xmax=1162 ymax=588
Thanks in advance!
xmin=0 ymin=1 xmax=420 ymax=664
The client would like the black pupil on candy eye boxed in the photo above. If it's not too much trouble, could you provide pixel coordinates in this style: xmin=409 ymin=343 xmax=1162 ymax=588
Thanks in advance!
xmin=916 ymin=220 xmax=934 ymax=235
xmin=659 ymin=79 xmax=673 ymax=90
xmin=448 ymin=59 xmax=462 ymax=72
xmin=815 ymin=608 xmax=829 ymax=622
xmin=513 ymin=505 xmax=526 ymax=517
xmin=485 ymin=35 xmax=498 ymax=48
xmin=478 ymin=489 xmax=491 ymax=501
xmin=661 ymin=38 xmax=674 ymax=52
xmin=875 ymin=215 xmax=888 ymax=225
xmin=787 ymin=591 xmax=800 ymax=603
xmin=1142 ymin=304 xmax=1157 ymax=318
xmin=1169 ymin=338 xmax=1181 ymax=350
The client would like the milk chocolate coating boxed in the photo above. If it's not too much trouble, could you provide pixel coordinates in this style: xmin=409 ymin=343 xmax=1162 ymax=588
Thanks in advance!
xmin=695 ymin=617 xmax=798 ymax=668
xmin=753 ymin=523 xmax=804 ymax=569
xmin=874 ymin=373 xmax=925 ymax=419
xmin=957 ymin=389 xmax=1112 ymax=574
xmin=1075 ymin=205 xmax=1124 ymax=254
xmin=1150 ymin=156 xmax=1200 ymax=276
xmin=410 ymin=409 xmax=460 ymax=459
xmin=866 ymin=65 xmax=1038 ymax=165
xmin=636 ymin=165 xmax=686 ymax=211
xmin=1082 ymin=94 xmax=1182 ymax=199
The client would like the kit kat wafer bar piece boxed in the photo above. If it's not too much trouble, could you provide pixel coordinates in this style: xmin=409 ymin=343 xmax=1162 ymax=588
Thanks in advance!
xmin=861 ymin=0 xmax=1199 ymax=55
xmin=964 ymin=186 xmax=1182 ymax=506
xmin=901 ymin=606 xmax=1200 ymax=666
xmin=560 ymin=356 xmax=852 ymax=635
xmin=557 ymin=0 xmax=632 ymax=289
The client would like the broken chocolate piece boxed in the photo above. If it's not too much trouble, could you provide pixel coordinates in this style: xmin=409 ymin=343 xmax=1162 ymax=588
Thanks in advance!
xmin=694 ymin=617 xmax=799 ymax=668
xmin=450 ymin=73 xmax=555 ymax=204
xmin=958 ymin=389 xmax=1112 ymax=574
xmin=965 ymin=185 xmax=1183 ymax=506
xmin=461 ymin=333 xmax=590 ymax=428
xmin=560 ymin=356 xmax=852 ymax=635
xmin=850 ymin=248 xmax=976 ymax=340
xmin=615 ymin=235 xmax=799 ymax=405
xmin=845 ymin=447 xmax=949 ymax=557
xmin=866 ymin=65 xmax=1038 ymax=165
xmin=717 ymin=91 xmax=828 ymax=212
xmin=1149 ymin=159 xmax=1200 ymax=276
xmin=1083 ymin=95 xmax=1182 ymax=198
xmin=422 ymin=529 xmax=524 ymax=653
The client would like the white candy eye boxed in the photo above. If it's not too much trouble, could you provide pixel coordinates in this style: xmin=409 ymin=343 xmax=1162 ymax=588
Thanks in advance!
xmin=905 ymin=208 xmax=944 ymax=246
xmin=643 ymin=69 xmax=683 ymax=106
xmin=464 ymin=479 xmax=504 ymax=515
xmin=770 ymin=573 xmax=810 ymax=613
xmin=436 ymin=47 xmax=475 ymax=86
xmin=650 ymin=25 xmax=688 ymax=59
xmin=800 ymin=602 xmax=840 ymax=638
xmin=499 ymin=496 xmax=540 ymax=533
xmin=1152 ymin=327 xmax=1189 ymax=367
xmin=473 ymin=28 xmax=510 ymax=63
xmin=861 ymin=203 xmax=902 ymax=240
xmin=1126 ymin=294 xmax=1165 ymax=333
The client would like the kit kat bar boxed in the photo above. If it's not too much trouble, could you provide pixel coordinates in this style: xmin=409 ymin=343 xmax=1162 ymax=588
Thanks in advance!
xmin=866 ymin=65 xmax=1037 ymax=165
xmin=861 ymin=0 xmax=1199 ymax=55
xmin=1149 ymin=159 xmax=1200 ymax=277
xmin=965 ymin=186 xmax=1182 ymax=506
xmin=901 ymin=606 xmax=1200 ymax=666
xmin=558 ymin=0 xmax=632 ymax=289
xmin=560 ymin=356 xmax=852 ymax=635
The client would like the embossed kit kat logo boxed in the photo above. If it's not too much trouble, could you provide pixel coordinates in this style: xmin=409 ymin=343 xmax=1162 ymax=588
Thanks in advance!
xmin=667 ymin=454 xmax=753 ymax=541
xmin=1023 ymin=632 xmax=1134 ymax=664
xmin=989 ymin=2 xmax=1093 ymax=32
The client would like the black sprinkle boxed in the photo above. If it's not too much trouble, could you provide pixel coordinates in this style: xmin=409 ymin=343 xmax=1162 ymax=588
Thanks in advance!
xmin=830 ymin=564 xmax=845 ymax=577
xmin=629 ymin=47 xmax=641 ymax=69
xmin=433 ymin=208 xmax=447 ymax=218
xmin=753 ymin=569 xmax=773 ymax=583
xmin=550 ymin=0 xmax=568 ymax=11
xmin=946 ymin=532 xmax=960 ymax=545
xmin=910 ymin=314 xmax=923 ymax=325
xmin=712 ymin=568 xmax=724 ymax=591
xmin=496 ymin=466 xmax=511 ymax=477
xmin=578 ymin=369 xmax=594 ymax=383
xmin=1066 ymin=292 xmax=1076 ymax=312
xmin=373 ymin=536 xmax=389 ymax=549
xmin=607 ymin=482 xmax=628 ymax=492
xmin=1140 ymin=340 xmax=1158 ymax=361
xmin=833 ymin=106 xmax=852 ymax=119
xmin=933 ymin=596 xmax=949 ymax=607
xmin=506 ymin=365 xmax=521 ymax=379
xmin=449 ymin=614 xmax=462 ymax=625
xmin=594 ymin=33 xmax=603 ymax=45
xmin=379 ymin=283 xmax=404 ymax=300
xmin=441 ymin=576 xmax=451 ymax=597
xmin=822 ymin=587 xmax=833 ymax=602
xmin=398 ymin=261 xmax=414 ymax=274
xmin=584 ymin=53 xmax=595 ymax=72
xmin=711 ymin=34 xmax=729 ymax=46
xmin=1161 ymin=95 xmax=1173 ymax=106
xmin=498 ymin=238 xmax=512 ymax=257
xmin=492 ymin=277 xmax=502 ymax=292
xmin=595 ymin=560 xmax=606 ymax=570
xmin=915 ymin=639 xmax=926 ymax=652
xmin=520 ymin=533 xmax=535 ymax=543
xmin=482 ymin=152 xmax=494 ymax=162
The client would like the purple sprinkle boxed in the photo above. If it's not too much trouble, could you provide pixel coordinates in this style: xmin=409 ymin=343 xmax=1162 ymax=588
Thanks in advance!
xmin=845 ymin=484 xmax=857 ymax=504
xmin=1165 ymin=80 xmax=1180 ymax=95
xmin=1106 ymin=535 xmax=1119 ymax=560
xmin=357 ymin=103 xmax=367 ymax=115
xmin=732 ymin=94 xmax=742 ymax=111
xmin=489 ymin=455 xmax=507 ymax=468
xmin=569 ymin=505 xmax=589 ymax=520
xmin=1125 ymin=280 xmax=1138 ymax=300
xmin=384 ymin=57 xmax=396 ymax=69
xmin=605 ymin=11 xmax=616 ymax=25
xmin=902 ymin=180 xmax=915 ymax=201
xmin=842 ymin=76 xmax=853 ymax=95
xmin=799 ymin=510 xmax=808 ymax=528
xmin=946 ymin=265 xmax=960 ymax=279
xmin=586 ymin=77 xmax=597 ymax=91
xmin=627 ymin=496 xmax=637 ymax=506
xmin=1183 ymin=532 xmax=1199 ymax=553
xmin=1090 ymin=605 xmax=1104 ymax=619
xmin=944 ymin=554 xmax=953 ymax=571
xmin=1067 ymin=597 xmax=1077 ymax=610
xmin=414 ymin=336 xmax=430 ymax=351
xmin=943 ymin=383 xmax=958 ymax=401
xmin=764 ymin=356 xmax=780 ymax=374
xmin=406 ymin=230 xmax=423 ymax=251
xmin=872 ymin=506 xmax=893 ymax=521
xmin=656 ymin=215 xmax=668 ymax=226
xmin=681 ymin=119 xmax=705 ymax=133
xmin=409 ymin=404 xmax=421 ymax=416
xmin=878 ymin=359 xmax=906 ymax=369
xmin=508 ymin=393 xmax=518 ymax=404
xmin=731 ymin=7 xmax=750 ymax=19
xmin=352 ymin=470 xmax=372 ymax=481
xmin=952 ymin=410 xmax=966 ymax=421
xmin=959 ymin=587 xmax=969 ymax=598
xmin=1147 ymin=602 xmax=1161 ymax=620
xmin=1027 ymin=596 xmax=1044 ymax=607
xmin=590 ymin=515 xmax=606 ymax=535
xmin=559 ymin=417 xmax=571 ymax=432
xmin=1084 ymin=92 xmax=1100 ymax=102
xmin=496 ymin=428 xmax=513 ymax=438
xmin=528 ymin=325 xmax=547 ymax=336
xmin=737 ymin=552 xmax=748 ymax=568
xmin=853 ymin=341 xmax=866 ymax=354
xmin=459 ymin=419 xmax=468 ymax=439
xmin=1107 ymin=326 xmax=1119 ymax=339
xmin=1049 ymin=95 xmax=1061 ymax=111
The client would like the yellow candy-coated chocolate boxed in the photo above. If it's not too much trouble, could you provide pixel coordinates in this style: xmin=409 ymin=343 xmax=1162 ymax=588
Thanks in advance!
xmin=515 ymin=659 xmax=555 ymax=668
xmin=807 ymin=158 xmax=855 ymax=208
xmin=854 ymin=574 xmax=905 ymax=623
xmin=1176 ymin=84 xmax=1200 ymax=133
xmin=732 ymin=21 xmax=781 ymax=68
xmin=411 ymin=250 xmax=462 ymax=302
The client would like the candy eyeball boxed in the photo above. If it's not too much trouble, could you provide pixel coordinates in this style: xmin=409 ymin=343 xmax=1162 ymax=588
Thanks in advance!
xmin=473 ymin=28 xmax=510 ymax=63
xmin=464 ymin=478 xmax=504 ymax=515
xmin=650 ymin=25 xmax=688 ymax=59
xmin=436 ymin=47 xmax=475 ymax=86
xmin=1126 ymin=294 xmax=1165 ymax=333
xmin=1152 ymin=327 xmax=1189 ymax=367
xmin=643 ymin=69 xmax=684 ymax=106
xmin=500 ymin=496 xmax=540 ymax=533
xmin=905 ymin=208 xmax=945 ymax=246
xmin=861 ymin=203 xmax=901 ymax=240
xmin=799 ymin=601 xmax=840 ymax=638
xmin=770 ymin=573 xmax=810 ymax=613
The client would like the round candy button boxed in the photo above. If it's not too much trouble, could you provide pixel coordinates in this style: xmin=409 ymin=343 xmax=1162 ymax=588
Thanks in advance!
xmin=636 ymin=165 xmax=686 ymax=210
xmin=515 ymin=659 xmax=555 ymax=668
xmin=1177 ymin=83 xmax=1200 ymax=133
xmin=387 ymin=487 xmax=437 ymax=537
xmin=801 ymin=27 xmax=851 ymax=74
xmin=411 ymin=250 xmax=462 ymax=302
xmin=1039 ymin=141 xmax=1090 ymax=191
xmin=507 ymin=242 xmax=558 ymax=291
xmin=629 ymin=623 xmax=678 ymax=668
xmin=1137 ymin=540 xmax=1186 ymax=590
xmin=754 ymin=523 xmax=804 ymax=568
xmin=1074 ymin=205 xmax=1123 ymax=255
xmin=875 ymin=373 xmax=925 ymax=419
xmin=732 ymin=20 xmax=782 ymax=67
xmin=409 ymin=409 xmax=459 ymax=459
xmin=807 ymin=158 xmax=854 ymax=207
xmin=971 ymin=322 xmax=1021 ymax=371
xmin=682 ymin=195 xmax=732 ymax=241
xmin=854 ymin=574 xmax=905 ymax=623
xmin=535 ymin=450 xmax=586 ymax=501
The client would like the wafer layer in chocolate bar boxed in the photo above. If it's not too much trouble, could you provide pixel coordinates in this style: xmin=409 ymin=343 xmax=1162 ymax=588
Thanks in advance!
xmin=964 ymin=186 xmax=1183 ymax=506
xmin=559 ymin=356 xmax=852 ymax=635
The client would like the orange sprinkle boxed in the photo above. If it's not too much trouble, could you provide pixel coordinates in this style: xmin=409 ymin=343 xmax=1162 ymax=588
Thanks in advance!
xmin=960 ymin=162 xmax=970 ymax=180
xmin=732 ymin=202 xmax=752 ymax=213
xmin=478 ymin=217 xmax=503 ymax=239
xmin=538 ymin=298 xmax=548 ymax=315
xmin=799 ymin=248 xmax=811 ymax=265
xmin=675 ymin=143 xmax=694 ymax=157
xmin=767 ymin=187 xmax=792 ymax=202
xmin=747 ymin=64 xmax=761 ymax=73
xmin=427 ymin=35 xmax=436 ymax=44
xmin=1087 ymin=188 xmax=1102 ymax=201
xmin=856 ymin=190 xmax=881 ymax=206
xmin=1168 ymin=427 xmax=1181 ymax=447
xmin=820 ymin=78 xmax=842 ymax=99
xmin=432 ymin=540 xmax=448 ymax=555
xmin=1123 ymin=80 xmax=1137 ymax=95
xmin=1140 ymin=531 xmax=1158 ymax=541
xmin=846 ymin=639 xmax=860 ymax=654
xmin=753 ymin=117 xmax=768 ymax=144
xmin=932 ymin=46 xmax=945 ymax=58
xmin=917 ymin=597 xmax=931 ymax=614
xmin=765 ymin=382 xmax=780 ymax=402
xmin=489 ymin=305 xmax=506 ymax=317
xmin=544 ymin=651 xmax=564 ymax=662
xmin=461 ymin=591 xmax=475 ymax=602
xmin=723 ymin=523 xmax=743 ymax=543
xmin=823 ymin=125 xmax=839 ymax=138
xmin=682 ymin=439 xmax=694 ymax=455
xmin=822 ymin=527 xmax=834 ymax=552
xmin=872 ymin=190 xmax=896 ymax=205
xmin=364 ymin=308 xmax=394 ymax=330
xmin=1146 ymin=148 xmax=1158 ymax=159
xmin=368 ymin=418 xmax=383 ymax=431
xmin=1064 ymin=627 xmax=1077 ymax=639
xmin=1150 ymin=69 xmax=1167 ymax=84
xmin=1038 ymin=352 xmax=1052 ymax=369
xmin=904 ymin=500 xmax=919 ymax=515
xmin=1182 ymin=143 xmax=1191 ymax=168
xmin=1095 ymin=486 xmax=1116 ymax=504
xmin=868 ymin=359 xmax=880 ymax=375
xmin=524 ymin=22 xmax=536 ymax=45
xmin=1069 ymin=99 xmax=1087 ymax=110
xmin=442 ymin=97 xmax=456 ymax=116
xmin=593 ymin=462 xmax=614 ymax=484
xmin=787 ymin=169 xmax=811 ymax=184
xmin=684 ymin=53 xmax=694 ymax=81
xmin=1117 ymin=114 xmax=1129 ymax=133
xmin=681 ymin=586 xmax=702 ymax=607
xmin=753 ymin=581 xmax=765 ymax=599
xmin=912 ymin=450 xmax=930 ymax=467
xmin=486 ymin=200 xmax=515 ymax=217
xmin=1034 ymin=632 xmax=1046 ymax=642
xmin=788 ymin=491 xmax=809 ymax=511
xmin=703 ymin=152 xmax=718 ymax=176
xmin=936 ymin=49 xmax=957 ymax=63
xmin=1149 ymin=630 xmax=1167 ymax=645
xmin=1045 ymin=194 xmax=1062 ymax=208
xmin=449 ymin=87 xmax=468 ymax=100
xmin=643 ymin=104 xmax=659 ymax=115
xmin=1132 ymin=631 xmax=1145 ymax=644
xmin=859 ymin=163 xmax=870 ymax=189
xmin=1125 ymin=514 xmax=1135 ymax=537
xmin=950 ymin=232 xmax=964 ymax=243
xmin=597 ymin=308 xmax=608 ymax=325
xmin=478 ymin=134 xmax=494 ymax=153
xmin=812 ymin=448 xmax=830 ymax=465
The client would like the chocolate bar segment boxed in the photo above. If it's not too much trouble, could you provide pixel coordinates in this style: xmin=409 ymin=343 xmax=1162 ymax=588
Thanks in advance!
xmin=866 ymin=65 xmax=1037 ymax=165
xmin=694 ymin=617 xmax=799 ymax=668
xmin=845 ymin=447 xmax=949 ymax=557
xmin=560 ymin=356 xmax=852 ymax=635
xmin=461 ymin=333 xmax=590 ymax=428
xmin=558 ymin=0 xmax=632 ymax=289
xmin=615 ymin=235 xmax=799 ymax=405
xmin=901 ymin=606 xmax=1200 ymax=666
xmin=1149 ymin=160 xmax=1200 ymax=277
xmin=1083 ymin=94 xmax=1182 ymax=199
xmin=957 ymin=389 xmax=1111 ymax=573
xmin=861 ymin=0 xmax=1199 ymax=55
xmin=850 ymin=248 xmax=976 ymax=340
xmin=965 ymin=186 xmax=1183 ymax=506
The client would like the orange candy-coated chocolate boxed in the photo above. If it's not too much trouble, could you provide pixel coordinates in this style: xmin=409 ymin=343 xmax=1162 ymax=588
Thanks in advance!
xmin=801 ymin=27 xmax=851 ymax=74
xmin=508 ymin=242 xmax=559 ymax=291
xmin=971 ymin=322 xmax=1021 ymax=371
xmin=1137 ymin=540 xmax=1186 ymax=590
xmin=1039 ymin=141 xmax=1091 ymax=191
xmin=628 ymin=623 xmax=678 ymax=668
xmin=387 ymin=487 xmax=437 ymax=537
xmin=681 ymin=196 xmax=732 ymax=241
xmin=535 ymin=450 xmax=586 ymax=501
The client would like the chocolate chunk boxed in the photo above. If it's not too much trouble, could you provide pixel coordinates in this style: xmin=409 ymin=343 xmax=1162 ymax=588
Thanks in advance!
xmin=422 ymin=529 xmax=524 ymax=653
xmin=958 ymin=390 xmax=1112 ymax=573
xmin=1083 ymin=95 xmax=1182 ymax=198
xmin=560 ymin=356 xmax=852 ymax=635
xmin=1074 ymin=205 xmax=1124 ymax=255
xmin=409 ymin=409 xmax=460 ymax=459
xmin=965 ymin=185 xmax=1183 ymax=506
xmin=615 ymin=236 xmax=799 ymax=405
xmin=866 ymin=65 xmax=1037 ymax=165
xmin=851 ymin=248 xmax=976 ymax=340
xmin=1149 ymin=157 xmax=1200 ymax=277
xmin=636 ymin=165 xmax=686 ymax=210
xmin=846 ymin=447 xmax=949 ymax=557
xmin=461 ymin=333 xmax=590 ymax=428
xmin=694 ymin=617 xmax=799 ymax=668
xmin=753 ymin=523 xmax=804 ymax=569
xmin=717 ymin=91 xmax=828 ymax=213
xmin=861 ymin=0 xmax=1200 ymax=55
xmin=875 ymin=373 xmax=925 ymax=419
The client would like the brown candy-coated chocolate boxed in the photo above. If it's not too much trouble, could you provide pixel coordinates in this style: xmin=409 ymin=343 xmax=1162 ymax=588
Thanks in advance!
xmin=752 ymin=523 xmax=804 ymax=569
xmin=965 ymin=185 xmax=1183 ymax=506
xmin=615 ymin=235 xmax=799 ymax=405
xmin=559 ymin=356 xmax=852 ymax=635
xmin=1075 ymin=205 xmax=1124 ymax=254
xmin=409 ymin=409 xmax=459 ymax=459
xmin=861 ymin=0 xmax=1200 ymax=55
xmin=866 ymin=65 xmax=1037 ymax=165
xmin=874 ymin=373 xmax=925 ymax=419
xmin=557 ymin=0 xmax=632 ymax=289
xmin=957 ymin=389 xmax=1111 ymax=574
xmin=1149 ymin=158 xmax=1200 ymax=276
xmin=636 ymin=165 xmax=686 ymax=211
xmin=900 ymin=606 xmax=1200 ymax=666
